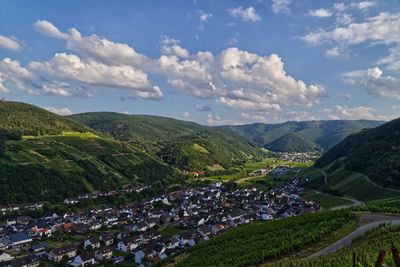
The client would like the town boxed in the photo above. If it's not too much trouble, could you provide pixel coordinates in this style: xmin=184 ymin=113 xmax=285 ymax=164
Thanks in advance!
xmin=0 ymin=173 xmax=320 ymax=267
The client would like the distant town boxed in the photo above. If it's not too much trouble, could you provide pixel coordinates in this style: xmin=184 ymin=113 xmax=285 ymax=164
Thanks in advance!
xmin=0 ymin=164 xmax=319 ymax=267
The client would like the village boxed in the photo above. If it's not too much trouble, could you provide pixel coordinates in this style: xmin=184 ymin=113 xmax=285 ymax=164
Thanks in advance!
xmin=0 ymin=168 xmax=320 ymax=267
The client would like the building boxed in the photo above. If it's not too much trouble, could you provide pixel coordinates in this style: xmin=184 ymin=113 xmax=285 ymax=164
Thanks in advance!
xmin=48 ymin=244 xmax=78 ymax=262
xmin=9 ymin=232 xmax=32 ymax=249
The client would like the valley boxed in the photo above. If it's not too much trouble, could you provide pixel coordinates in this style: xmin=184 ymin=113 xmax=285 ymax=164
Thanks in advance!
xmin=0 ymin=101 xmax=399 ymax=267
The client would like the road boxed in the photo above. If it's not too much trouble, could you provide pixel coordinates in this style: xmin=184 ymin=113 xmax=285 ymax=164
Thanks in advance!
xmin=310 ymin=214 xmax=400 ymax=257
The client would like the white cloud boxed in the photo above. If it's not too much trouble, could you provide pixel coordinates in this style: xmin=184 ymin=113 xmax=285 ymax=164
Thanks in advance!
xmin=42 ymin=83 xmax=72 ymax=97
xmin=160 ymin=37 xmax=189 ymax=58
xmin=44 ymin=106 xmax=73 ymax=115
xmin=29 ymin=53 xmax=163 ymax=99
xmin=0 ymin=35 xmax=22 ymax=51
xmin=34 ymin=20 xmax=146 ymax=66
xmin=342 ymin=67 xmax=400 ymax=99
xmin=228 ymin=6 xmax=261 ymax=22
xmin=302 ymin=12 xmax=400 ymax=45
xmin=351 ymin=1 xmax=376 ymax=10
xmin=325 ymin=47 xmax=341 ymax=57
xmin=0 ymin=58 xmax=34 ymax=93
xmin=309 ymin=9 xmax=333 ymax=18
xmin=271 ymin=0 xmax=291 ymax=15
xmin=336 ymin=13 xmax=353 ymax=25
xmin=333 ymin=105 xmax=391 ymax=120
xmin=377 ymin=45 xmax=400 ymax=70
xmin=334 ymin=3 xmax=347 ymax=12
xmin=207 ymin=113 xmax=223 ymax=125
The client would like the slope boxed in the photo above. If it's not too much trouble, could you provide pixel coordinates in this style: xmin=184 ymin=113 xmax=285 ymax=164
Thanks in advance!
xmin=316 ymin=117 xmax=400 ymax=189
xmin=264 ymin=132 xmax=320 ymax=152
xmin=70 ymin=112 xmax=265 ymax=170
xmin=221 ymin=120 xmax=382 ymax=152
xmin=0 ymin=101 xmax=90 ymax=135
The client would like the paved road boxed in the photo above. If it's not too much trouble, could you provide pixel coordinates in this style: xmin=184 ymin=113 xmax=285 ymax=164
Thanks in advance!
xmin=310 ymin=219 xmax=400 ymax=257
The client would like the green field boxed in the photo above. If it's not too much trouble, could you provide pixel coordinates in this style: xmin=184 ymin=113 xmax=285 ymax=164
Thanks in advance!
xmin=160 ymin=227 xmax=187 ymax=238
xmin=300 ymin=190 xmax=353 ymax=209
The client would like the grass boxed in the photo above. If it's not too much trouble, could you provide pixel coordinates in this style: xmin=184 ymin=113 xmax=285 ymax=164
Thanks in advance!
xmin=160 ymin=227 xmax=187 ymax=238
xmin=206 ymin=164 xmax=225 ymax=171
xmin=300 ymin=190 xmax=353 ymax=209
xmin=192 ymin=143 xmax=209 ymax=154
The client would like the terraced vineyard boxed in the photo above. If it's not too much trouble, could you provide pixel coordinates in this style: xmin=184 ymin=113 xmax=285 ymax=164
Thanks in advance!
xmin=168 ymin=210 xmax=354 ymax=267
xmin=0 ymin=132 xmax=179 ymax=204
xmin=279 ymin=224 xmax=400 ymax=267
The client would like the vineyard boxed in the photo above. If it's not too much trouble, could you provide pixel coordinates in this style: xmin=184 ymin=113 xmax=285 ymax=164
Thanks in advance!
xmin=170 ymin=210 xmax=354 ymax=267
xmin=275 ymin=224 xmax=400 ymax=267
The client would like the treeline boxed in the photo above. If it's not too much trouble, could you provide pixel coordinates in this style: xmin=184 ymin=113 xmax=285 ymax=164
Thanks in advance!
xmin=173 ymin=210 xmax=354 ymax=267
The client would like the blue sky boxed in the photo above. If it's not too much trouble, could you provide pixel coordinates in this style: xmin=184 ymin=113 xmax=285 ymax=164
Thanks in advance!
xmin=1 ymin=0 xmax=400 ymax=125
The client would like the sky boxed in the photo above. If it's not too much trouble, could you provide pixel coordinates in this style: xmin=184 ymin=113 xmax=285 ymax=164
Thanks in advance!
xmin=0 ymin=0 xmax=400 ymax=125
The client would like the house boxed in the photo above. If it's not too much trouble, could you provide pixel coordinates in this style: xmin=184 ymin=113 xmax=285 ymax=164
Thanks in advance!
xmin=70 ymin=253 xmax=96 ymax=267
xmin=83 ymin=237 xmax=101 ymax=250
xmin=5 ymin=255 xmax=39 ymax=267
xmin=99 ymin=233 xmax=114 ymax=246
xmin=95 ymin=246 xmax=113 ymax=261
xmin=0 ymin=251 xmax=13 ymax=263
xmin=111 ymin=256 xmax=124 ymax=264
xmin=133 ymin=250 xmax=145 ymax=264
xmin=9 ymin=232 xmax=32 ymax=248
xmin=48 ymin=244 xmax=78 ymax=262
xmin=117 ymin=236 xmax=141 ymax=252
xmin=179 ymin=231 xmax=196 ymax=247
xmin=0 ymin=237 xmax=10 ymax=250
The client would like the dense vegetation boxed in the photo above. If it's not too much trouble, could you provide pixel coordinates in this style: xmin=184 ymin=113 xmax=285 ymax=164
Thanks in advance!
xmin=221 ymin=120 xmax=382 ymax=152
xmin=172 ymin=210 xmax=353 ymax=267
xmin=265 ymin=132 xmax=320 ymax=152
xmin=0 ymin=133 xmax=181 ymax=204
xmin=70 ymin=112 xmax=265 ymax=170
xmin=0 ymin=101 xmax=90 ymax=135
xmin=280 ymin=224 xmax=400 ymax=267
xmin=316 ymin=117 xmax=400 ymax=188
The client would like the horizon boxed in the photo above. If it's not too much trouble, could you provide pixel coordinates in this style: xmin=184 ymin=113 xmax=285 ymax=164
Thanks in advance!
xmin=1 ymin=0 xmax=400 ymax=125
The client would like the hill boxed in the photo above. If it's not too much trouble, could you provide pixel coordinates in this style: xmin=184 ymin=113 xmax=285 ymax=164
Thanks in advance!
xmin=221 ymin=120 xmax=382 ymax=152
xmin=265 ymin=132 xmax=320 ymax=152
xmin=0 ymin=102 xmax=181 ymax=204
xmin=0 ymin=101 xmax=90 ymax=135
xmin=315 ymin=117 xmax=400 ymax=189
xmin=0 ymin=132 xmax=180 ymax=204
xmin=70 ymin=112 xmax=265 ymax=170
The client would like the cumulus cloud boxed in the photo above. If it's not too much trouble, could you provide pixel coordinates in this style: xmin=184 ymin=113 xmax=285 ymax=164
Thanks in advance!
xmin=271 ymin=0 xmax=291 ymax=15
xmin=228 ymin=6 xmax=261 ymax=22
xmin=342 ymin=67 xmax=400 ymax=99
xmin=336 ymin=13 xmax=353 ymax=25
xmin=207 ymin=114 xmax=223 ymax=125
xmin=309 ymin=9 xmax=333 ymax=18
xmin=325 ymin=47 xmax=341 ymax=57
xmin=0 ymin=35 xmax=22 ymax=51
xmin=0 ymin=58 xmax=34 ymax=93
xmin=29 ymin=53 xmax=163 ymax=99
xmin=44 ymin=106 xmax=73 ymax=115
xmin=34 ymin=20 xmax=147 ymax=66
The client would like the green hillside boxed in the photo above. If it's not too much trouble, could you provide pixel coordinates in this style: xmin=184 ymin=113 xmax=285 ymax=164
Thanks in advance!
xmin=316 ymin=117 xmax=400 ymax=189
xmin=70 ymin=112 xmax=265 ymax=170
xmin=0 ymin=102 xmax=181 ymax=204
xmin=0 ymin=133 xmax=179 ymax=204
xmin=265 ymin=132 xmax=320 ymax=152
xmin=221 ymin=120 xmax=382 ymax=152
xmin=0 ymin=101 xmax=90 ymax=135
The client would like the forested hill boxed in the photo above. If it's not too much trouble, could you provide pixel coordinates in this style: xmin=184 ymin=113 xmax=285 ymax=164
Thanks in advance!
xmin=70 ymin=112 xmax=265 ymax=170
xmin=221 ymin=120 xmax=382 ymax=152
xmin=265 ymin=132 xmax=321 ymax=152
xmin=315 ymin=117 xmax=400 ymax=188
xmin=0 ymin=101 xmax=90 ymax=135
